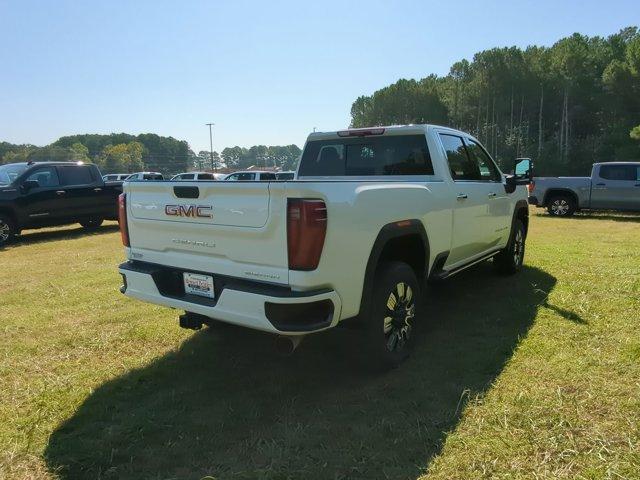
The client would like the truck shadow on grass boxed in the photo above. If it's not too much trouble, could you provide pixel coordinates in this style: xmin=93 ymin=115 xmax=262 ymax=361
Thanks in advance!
xmin=45 ymin=264 xmax=556 ymax=480
xmin=1 ymin=224 xmax=119 ymax=250
xmin=533 ymin=212 xmax=640 ymax=223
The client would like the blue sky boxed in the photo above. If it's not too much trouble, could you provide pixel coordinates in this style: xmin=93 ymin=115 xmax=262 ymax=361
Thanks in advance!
xmin=1 ymin=0 xmax=639 ymax=152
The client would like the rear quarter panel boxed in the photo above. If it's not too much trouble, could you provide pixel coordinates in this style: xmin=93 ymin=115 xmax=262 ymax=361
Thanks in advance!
xmin=283 ymin=180 xmax=453 ymax=320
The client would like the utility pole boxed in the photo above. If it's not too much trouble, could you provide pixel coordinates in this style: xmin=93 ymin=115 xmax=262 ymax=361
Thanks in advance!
xmin=206 ymin=122 xmax=216 ymax=172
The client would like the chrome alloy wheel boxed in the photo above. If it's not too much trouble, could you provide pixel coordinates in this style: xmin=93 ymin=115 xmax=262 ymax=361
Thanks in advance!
xmin=513 ymin=228 xmax=524 ymax=266
xmin=551 ymin=199 xmax=569 ymax=216
xmin=0 ymin=220 xmax=9 ymax=242
xmin=383 ymin=282 xmax=415 ymax=352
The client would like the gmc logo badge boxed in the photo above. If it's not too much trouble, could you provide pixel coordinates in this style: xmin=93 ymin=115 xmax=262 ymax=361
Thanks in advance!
xmin=165 ymin=204 xmax=213 ymax=218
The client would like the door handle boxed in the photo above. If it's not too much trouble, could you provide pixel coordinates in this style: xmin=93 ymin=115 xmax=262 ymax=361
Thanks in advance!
xmin=456 ymin=193 xmax=468 ymax=200
xmin=55 ymin=190 xmax=66 ymax=195
xmin=94 ymin=188 xmax=102 ymax=192
xmin=596 ymin=183 xmax=606 ymax=186
xmin=488 ymin=192 xmax=497 ymax=198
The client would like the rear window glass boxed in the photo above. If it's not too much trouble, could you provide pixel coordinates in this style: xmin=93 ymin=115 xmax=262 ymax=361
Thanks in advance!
xmin=298 ymin=134 xmax=433 ymax=177
xmin=58 ymin=166 xmax=95 ymax=185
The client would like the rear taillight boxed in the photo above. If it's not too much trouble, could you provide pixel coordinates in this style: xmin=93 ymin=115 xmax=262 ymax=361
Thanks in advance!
xmin=118 ymin=193 xmax=130 ymax=247
xmin=287 ymin=199 xmax=327 ymax=271
xmin=527 ymin=181 xmax=535 ymax=194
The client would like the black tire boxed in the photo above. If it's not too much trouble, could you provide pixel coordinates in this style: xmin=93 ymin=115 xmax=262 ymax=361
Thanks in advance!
xmin=0 ymin=215 xmax=16 ymax=247
xmin=80 ymin=218 xmax=104 ymax=229
xmin=494 ymin=219 xmax=526 ymax=275
xmin=546 ymin=194 xmax=576 ymax=217
xmin=362 ymin=261 xmax=421 ymax=371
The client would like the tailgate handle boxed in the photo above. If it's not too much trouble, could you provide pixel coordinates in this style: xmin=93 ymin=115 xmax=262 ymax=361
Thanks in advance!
xmin=174 ymin=186 xmax=200 ymax=199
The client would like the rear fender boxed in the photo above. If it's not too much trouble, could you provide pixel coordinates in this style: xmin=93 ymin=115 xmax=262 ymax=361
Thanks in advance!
xmin=356 ymin=220 xmax=430 ymax=321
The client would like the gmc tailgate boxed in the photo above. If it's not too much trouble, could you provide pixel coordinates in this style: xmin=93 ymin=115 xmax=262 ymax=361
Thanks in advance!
xmin=123 ymin=181 xmax=290 ymax=285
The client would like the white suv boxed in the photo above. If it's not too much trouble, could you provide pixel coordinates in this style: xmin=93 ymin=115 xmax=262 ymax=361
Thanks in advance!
xmin=224 ymin=171 xmax=277 ymax=181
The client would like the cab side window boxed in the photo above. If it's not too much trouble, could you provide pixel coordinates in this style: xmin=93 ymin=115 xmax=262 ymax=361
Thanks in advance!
xmin=464 ymin=139 xmax=502 ymax=182
xmin=599 ymin=164 xmax=637 ymax=181
xmin=25 ymin=167 xmax=60 ymax=188
xmin=439 ymin=134 xmax=479 ymax=181
xmin=58 ymin=166 xmax=95 ymax=186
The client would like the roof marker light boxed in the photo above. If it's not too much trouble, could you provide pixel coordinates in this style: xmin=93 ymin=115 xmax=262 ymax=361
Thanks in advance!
xmin=337 ymin=128 xmax=385 ymax=137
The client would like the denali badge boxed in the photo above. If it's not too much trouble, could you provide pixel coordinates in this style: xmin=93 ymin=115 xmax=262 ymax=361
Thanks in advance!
xmin=172 ymin=238 xmax=216 ymax=248
xmin=165 ymin=204 xmax=213 ymax=218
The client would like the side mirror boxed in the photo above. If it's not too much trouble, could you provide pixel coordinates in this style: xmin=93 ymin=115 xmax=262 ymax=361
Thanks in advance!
xmin=21 ymin=180 xmax=39 ymax=193
xmin=504 ymin=158 xmax=533 ymax=194
xmin=513 ymin=158 xmax=533 ymax=183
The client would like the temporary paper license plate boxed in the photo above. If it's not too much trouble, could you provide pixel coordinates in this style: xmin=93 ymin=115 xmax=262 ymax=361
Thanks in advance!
xmin=183 ymin=272 xmax=215 ymax=298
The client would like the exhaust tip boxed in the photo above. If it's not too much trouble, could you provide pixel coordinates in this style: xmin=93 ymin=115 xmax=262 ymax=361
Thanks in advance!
xmin=274 ymin=335 xmax=303 ymax=356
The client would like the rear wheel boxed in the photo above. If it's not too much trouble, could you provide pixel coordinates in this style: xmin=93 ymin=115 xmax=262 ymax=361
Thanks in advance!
xmin=80 ymin=218 xmax=104 ymax=229
xmin=363 ymin=261 xmax=420 ymax=370
xmin=547 ymin=195 xmax=576 ymax=217
xmin=494 ymin=219 xmax=526 ymax=274
xmin=0 ymin=215 xmax=16 ymax=247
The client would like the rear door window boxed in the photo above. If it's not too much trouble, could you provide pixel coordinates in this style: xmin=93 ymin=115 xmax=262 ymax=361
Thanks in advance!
xmin=260 ymin=173 xmax=276 ymax=180
xmin=599 ymin=165 xmax=637 ymax=181
xmin=58 ymin=166 xmax=95 ymax=186
xmin=298 ymin=134 xmax=433 ymax=176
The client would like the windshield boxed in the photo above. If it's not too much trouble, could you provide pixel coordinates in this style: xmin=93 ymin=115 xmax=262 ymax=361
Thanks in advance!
xmin=0 ymin=164 xmax=28 ymax=185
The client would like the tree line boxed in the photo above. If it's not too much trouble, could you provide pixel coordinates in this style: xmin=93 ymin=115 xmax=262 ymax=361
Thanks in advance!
xmin=202 ymin=145 xmax=301 ymax=171
xmin=350 ymin=27 xmax=640 ymax=175
xmin=0 ymin=133 xmax=190 ymax=175
xmin=0 ymin=135 xmax=301 ymax=175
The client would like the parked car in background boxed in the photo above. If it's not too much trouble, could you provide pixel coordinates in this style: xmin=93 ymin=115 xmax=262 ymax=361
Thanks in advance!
xmin=224 ymin=171 xmax=277 ymax=181
xmin=171 ymin=172 xmax=216 ymax=181
xmin=529 ymin=162 xmax=640 ymax=216
xmin=0 ymin=161 xmax=122 ymax=246
xmin=126 ymin=172 xmax=164 ymax=181
xmin=276 ymin=171 xmax=296 ymax=180
xmin=117 ymin=124 xmax=531 ymax=369
xmin=103 ymin=174 xmax=130 ymax=182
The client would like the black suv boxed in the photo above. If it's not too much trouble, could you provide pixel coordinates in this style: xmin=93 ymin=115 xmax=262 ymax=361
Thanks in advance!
xmin=0 ymin=162 xmax=122 ymax=246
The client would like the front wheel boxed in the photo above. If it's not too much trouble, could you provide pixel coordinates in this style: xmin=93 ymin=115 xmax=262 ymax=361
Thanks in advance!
xmin=494 ymin=219 xmax=526 ymax=275
xmin=363 ymin=261 xmax=421 ymax=370
xmin=80 ymin=218 xmax=104 ymax=229
xmin=0 ymin=215 xmax=16 ymax=247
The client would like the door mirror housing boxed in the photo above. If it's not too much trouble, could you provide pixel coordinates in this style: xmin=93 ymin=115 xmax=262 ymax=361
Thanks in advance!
xmin=513 ymin=158 xmax=533 ymax=182
xmin=20 ymin=180 xmax=39 ymax=193
xmin=504 ymin=158 xmax=533 ymax=194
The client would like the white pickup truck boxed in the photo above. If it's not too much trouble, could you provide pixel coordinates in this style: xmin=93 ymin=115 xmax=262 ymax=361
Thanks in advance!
xmin=118 ymin=125 xmax=531 ymax=368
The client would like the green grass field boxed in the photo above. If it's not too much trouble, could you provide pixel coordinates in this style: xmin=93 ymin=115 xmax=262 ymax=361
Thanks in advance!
xmin=1 ymin=211 xmax=638 ymax=480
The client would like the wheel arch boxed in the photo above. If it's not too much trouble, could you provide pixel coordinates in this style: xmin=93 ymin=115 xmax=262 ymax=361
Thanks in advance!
xmin=357 ymin=220 xmax=430 ymax=321
xmin=543 ymin=188 xmax=579 ymax=207
xmin=0 ymin=207 xmax=19 ymax=229
xmin=513 ymin=199 xmax=529 ymax=236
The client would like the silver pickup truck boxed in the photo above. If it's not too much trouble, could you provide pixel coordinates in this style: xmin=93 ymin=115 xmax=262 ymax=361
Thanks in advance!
xmin=529 ymin=162 xmax=640 ymax=216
